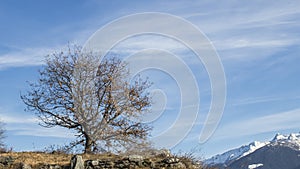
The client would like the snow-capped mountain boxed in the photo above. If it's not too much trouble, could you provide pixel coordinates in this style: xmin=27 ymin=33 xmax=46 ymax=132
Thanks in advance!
xmin=204 ymin=141 xmax=269 ymax=165
xmin=205 ymin=133 xmax=300 ymax=169
xmin=271 ymin=133 xmax=300 ymax=149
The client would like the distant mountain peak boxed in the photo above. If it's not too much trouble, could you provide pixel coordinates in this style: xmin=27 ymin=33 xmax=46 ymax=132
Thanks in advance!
xmin=271 ymin=132 xmax=300 ymax=142
xmin=272 ymin=133 xmax=286 ymax=141
xmin=270 ymin=132 xmax=300 ymax=150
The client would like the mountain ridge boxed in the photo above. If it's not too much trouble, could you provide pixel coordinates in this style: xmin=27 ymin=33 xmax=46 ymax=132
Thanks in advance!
xmin=205 ymin=132 xmax=300 ymax=168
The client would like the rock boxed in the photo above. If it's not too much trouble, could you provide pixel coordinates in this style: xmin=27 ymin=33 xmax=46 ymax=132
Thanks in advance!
xmin=173 ymin=162 xmax=186 ymax=168
xmin=143 ymin=158 xmax=155 ymax=167
xmin=49 ymin=164 xmax=62 ymax=169
xmin=91 ymin=160 xmax=98 ymax=166
xmin=86 ymin=160 xmax=99 ymax=166
xmin=70 ymin=155 xmax=84 ymax=169
xmin=40 ymin=164 xmax=59 ymax=169
xmin=163 ymin=157 xmax=180 ymax=164
xmin=128 ymin=154 xmax=144 ymax=167
xmin=22 ymin=163 xmax=32 ymax=169
xmin=128 ymin=154 xmax=144 ymax=162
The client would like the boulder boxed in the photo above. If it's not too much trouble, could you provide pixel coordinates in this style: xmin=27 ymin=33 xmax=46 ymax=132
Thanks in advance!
xmin=128 ymin=155 xmax=144 ymax=162
xmin=70 ymin=155 xmax=84 ymax=169
xmin=163 ymin=157 xmax=180 ymax=164
xmin=22 ymin=163 xmax=32 ymax=169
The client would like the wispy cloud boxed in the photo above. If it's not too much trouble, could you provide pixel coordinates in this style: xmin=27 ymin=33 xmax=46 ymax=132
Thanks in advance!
xmin=214 ymin=108 xmax=300 ymax=140
xmin=175 ymin=1 xmax=300 ymax=64
xmin=1 ymin=114 xmax=37 ymax=124
xmin=0 ymin=108 xmax=75 ymax=138
xmin=0 ymin=47 xmax=50 ymax=70
xmin=231 ymin=95 xmax=300 ymax=106
xmin=1 ymin=1 xmax=299 ymax=70
xmin=184 ymin=1 xmax=300 ymax=33
xmin=214 ymin=39 xmax=297 ymax=51
xmin=10 ymin=126 xmax=76 ymax=139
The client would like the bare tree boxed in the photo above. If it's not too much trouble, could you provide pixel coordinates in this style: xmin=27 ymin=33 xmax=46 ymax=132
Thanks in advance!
xmin=21 ymin=46 xmax=152 ymax=154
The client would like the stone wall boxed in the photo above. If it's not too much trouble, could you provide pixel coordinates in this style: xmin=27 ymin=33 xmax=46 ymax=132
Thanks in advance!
xmin=83 ymin=155 xmax=187 ymax=169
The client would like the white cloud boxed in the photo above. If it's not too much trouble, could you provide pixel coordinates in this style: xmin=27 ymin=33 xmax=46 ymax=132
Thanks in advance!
xmin=1 ymin=114 xmax=38 ymax=124
xmin=2 ymin=2 xmax=299 ymax=70
xmin=83 ymin=4 xmax=299 ymax=67
xmin=184 ymin=1 xmax=300 ymax=33
xmin=176 ymin=1 xmax=300 ymax=64
xmin=231 ymin=95 xmax=300 ymax=106
xmin=0 ymin=108 xmax=75 ymax=139
xmin=214 ymin=108 xmax=300 ymax=140
xmin=214 ymin=39 xmax=296 ymax=51
xmin=11 ymin=126 xmax=76 ymax=139
xmin=0 ymin=47 xmax=51 ymax=70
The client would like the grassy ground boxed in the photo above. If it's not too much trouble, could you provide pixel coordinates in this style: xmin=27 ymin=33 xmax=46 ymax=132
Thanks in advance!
xmin=0 ymin=152 xmax=118 ymax=166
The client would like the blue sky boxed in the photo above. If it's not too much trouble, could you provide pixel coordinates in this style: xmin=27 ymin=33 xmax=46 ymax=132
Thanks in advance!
xmin=1 ymin=1 xmax=300 ymax=158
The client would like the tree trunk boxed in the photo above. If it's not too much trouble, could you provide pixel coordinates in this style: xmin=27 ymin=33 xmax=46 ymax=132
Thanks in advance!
xmin=84 ymin=133 xmax=93 ymax=154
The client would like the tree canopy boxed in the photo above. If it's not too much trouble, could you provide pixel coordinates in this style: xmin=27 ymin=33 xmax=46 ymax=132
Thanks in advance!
xmin=21 ymin=46 xmax=152 ymax=153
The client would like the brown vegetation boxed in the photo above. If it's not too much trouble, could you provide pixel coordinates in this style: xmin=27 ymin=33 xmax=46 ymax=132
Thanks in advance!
xmin=0 ymin=152 xmax=118 ymax=166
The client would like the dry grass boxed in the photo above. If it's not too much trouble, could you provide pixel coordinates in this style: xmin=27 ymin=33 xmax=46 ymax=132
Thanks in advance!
xmin=0 ymin=152 xmax=118 ymax=166
xmin=0 ymin=152 xmax=212 ymax=169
